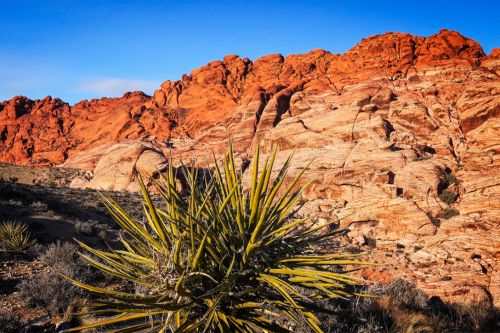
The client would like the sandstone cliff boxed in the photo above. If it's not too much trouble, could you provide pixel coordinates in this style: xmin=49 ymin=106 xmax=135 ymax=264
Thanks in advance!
xmin=1 ymin=29 xmax=499 ymax=307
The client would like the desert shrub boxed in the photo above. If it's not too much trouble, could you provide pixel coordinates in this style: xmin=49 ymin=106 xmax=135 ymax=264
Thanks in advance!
xmin=31 ymin=200 xmax=48 ymax=212
xmin=445 ymin=173 xmax=458 ymax=186
xmin=368 ymin=279 xmax=428 ymax=311
xmin=427 ymin=212 xmax=441 ymax=227
xmin=325 ymin=280 xmax=430 ymax=333
xmin=0 ymin=309 xmax=23 ymax=333
xmin=0 ymin=221 xmax=35 ymax=252
xmin=8 ymin=199 xmax=22 ymax=206
xmin=17 ymin=241 xmax=95 ymax=315
xmin=97 ymin=229 xmax=107 ymax=240
xmin=427 ymin=297 xmax=500 ymax=332
xmin=439 ymin=190 xmax=458 ymax=204
xmin=438 ymin=208 xmax=459 ymax=219
xmin=453 ymin=302 xmax=500 ymax=332
xmin=75 ymin=220 xmax=94 ymax=236
xmin=69 ymin=144 xmax=368 ymax=332
xmin=39 ymin=241 xmax=80 ymax=269
xmin=430 ymin=216 xmax=441 ymax=227
xmin=314 ymin=279 xmax=500 ymax=333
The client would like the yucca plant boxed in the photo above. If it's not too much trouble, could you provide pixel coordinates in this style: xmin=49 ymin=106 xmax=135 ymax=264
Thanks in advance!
xmin=0 ymin=221 xmax=35 ymax=252
xmin=66 ymin=144 xmax=368 ymax=332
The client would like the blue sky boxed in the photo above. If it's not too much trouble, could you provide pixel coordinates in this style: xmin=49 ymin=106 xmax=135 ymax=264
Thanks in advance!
xmin=1 ymin=1 xmax=498 ymax=104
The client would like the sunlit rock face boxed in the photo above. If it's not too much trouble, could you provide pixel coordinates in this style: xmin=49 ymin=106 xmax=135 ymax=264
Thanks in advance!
xmin=1 ymin=29 xmax=499 ymax=307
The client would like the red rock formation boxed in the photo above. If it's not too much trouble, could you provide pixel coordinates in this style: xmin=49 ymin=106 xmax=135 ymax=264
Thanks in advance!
xmin=1 ymin=29 xmax=499 ymax=307
xmin=2 ymin=29 xmax=489 ymax=166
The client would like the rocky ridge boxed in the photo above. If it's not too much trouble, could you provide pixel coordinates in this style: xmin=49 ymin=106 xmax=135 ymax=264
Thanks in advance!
xmin=0 ymin=29 xmax=499 ymax=307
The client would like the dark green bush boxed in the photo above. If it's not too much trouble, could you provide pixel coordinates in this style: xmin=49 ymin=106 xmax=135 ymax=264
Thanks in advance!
xmin=445 ymin=173 xmax=459 ymax=186
xmin=439 ymin=190 xmax=458 ymax=204
xmin=438 ymin=208 xmax=460 ymax=219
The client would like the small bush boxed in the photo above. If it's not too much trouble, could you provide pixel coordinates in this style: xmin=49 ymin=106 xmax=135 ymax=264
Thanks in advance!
xmin=31 ymin=200 xmax=48 ymax=212
xmin=449 ymin=302 xmax=500 ymax=332
xmin=368 ymin=279 xmax=428 ymax=311
xmin=0 ymin=221 xmax=35 ymax=252
xmin=432 ymin=219 xmax=441 ymax=227
xmin=17 ymin=241 xmax=95 ymax=315
xmin=438 ymin=208 xmax=460 ymax=219
xmin=439 ymin=190 xmax=458 ymax=204
xmin=427 ymin=296 xmax=500 ymax=332
xmin=315 ymin=279 xmax=500 ymax=333
xmin=445 ymin=173 xmax=459 ymax=186
xmin=0 ymin=309 xmax=23 ymax=333
xmin=429 ymin=215 xmax=441 ymax=227
xmin=39 ymin=241 xmax=79 ymax=268
xmin=8 ymin=199 xmax=22 ymax=206
xmin=97 ymin=229 xmax=107 ymax=240
xmin=75 ymin=221 xmax=94 ymax=236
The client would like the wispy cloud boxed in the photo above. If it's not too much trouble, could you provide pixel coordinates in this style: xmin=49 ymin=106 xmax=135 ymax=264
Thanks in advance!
xmin=0 ymin=52 xmax=160 ymax=103
xmin=78 ymin=78 xmax=159 ymax=96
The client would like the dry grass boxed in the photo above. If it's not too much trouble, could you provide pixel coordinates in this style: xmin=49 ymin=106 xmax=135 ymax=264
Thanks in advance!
xmin=314 ymin=279 xmax=500 ymax=333
xmin=17 ymin=241 xmax=97 ymax=315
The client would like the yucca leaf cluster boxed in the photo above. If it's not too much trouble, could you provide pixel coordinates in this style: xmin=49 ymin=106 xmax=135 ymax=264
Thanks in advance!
xmin=0 ymin=221 xmax=35 ymax=252
xmin=68 ymin=144 xmax=367 ymax=332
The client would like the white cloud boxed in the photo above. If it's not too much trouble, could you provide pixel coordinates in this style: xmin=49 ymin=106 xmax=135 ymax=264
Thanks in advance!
xmin=78 ymin=78 xmax=159 ymax=96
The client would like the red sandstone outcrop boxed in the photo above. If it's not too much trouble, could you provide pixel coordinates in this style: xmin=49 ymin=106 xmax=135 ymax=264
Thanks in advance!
xmin=1 ymin=29 xmax=498 ymax=307
xmin=0 ymin=92 xmax=179 ymax=166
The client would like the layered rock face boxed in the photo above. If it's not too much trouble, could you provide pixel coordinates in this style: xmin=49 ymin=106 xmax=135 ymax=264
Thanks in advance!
xmin=1 ymin=29 xmax=499 ymax=306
